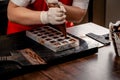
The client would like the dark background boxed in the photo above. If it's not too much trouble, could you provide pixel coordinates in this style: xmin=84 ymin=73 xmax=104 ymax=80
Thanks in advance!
xmin=0 ymin=0 xmax=9 ymax=35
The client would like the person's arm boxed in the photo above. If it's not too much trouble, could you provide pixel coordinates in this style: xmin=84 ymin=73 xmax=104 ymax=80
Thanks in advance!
xmin=7 ymin=1 xmax=42 ymax=25
xmin=64 ymin=5 xmax=86 ymax=23
xmin=8 ymin=0 xmax=66 ymax=26
xmin=63 ymin=0 xmax=89 ymax=23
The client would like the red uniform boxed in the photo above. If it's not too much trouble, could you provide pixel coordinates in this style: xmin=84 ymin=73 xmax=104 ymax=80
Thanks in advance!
xmin=7 ymin=0 xmax=73 ymax=34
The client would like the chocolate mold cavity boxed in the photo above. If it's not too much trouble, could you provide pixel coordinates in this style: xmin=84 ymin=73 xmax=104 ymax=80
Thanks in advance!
xmin=50 ymin=40 xmax=56 ymax=43
xmin=57 ymin=38 xmax=64 ymax=41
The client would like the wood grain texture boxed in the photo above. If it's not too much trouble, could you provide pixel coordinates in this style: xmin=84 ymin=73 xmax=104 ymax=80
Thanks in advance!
xmin=10 ymin=23 xmax=120 ymax=80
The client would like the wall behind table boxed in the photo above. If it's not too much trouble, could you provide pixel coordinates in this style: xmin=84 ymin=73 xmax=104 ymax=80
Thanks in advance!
xmin=77 ymin=0 xmax=106 ymax=27
xmin=93 ymin=0 xmax=106 ymax=27
xmin=105 ymin=0 xmax=120 ymax=27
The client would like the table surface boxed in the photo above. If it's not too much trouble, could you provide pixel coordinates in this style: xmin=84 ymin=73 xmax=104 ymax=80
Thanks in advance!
xmin=8 ymin=23 xmax=120 ymax=80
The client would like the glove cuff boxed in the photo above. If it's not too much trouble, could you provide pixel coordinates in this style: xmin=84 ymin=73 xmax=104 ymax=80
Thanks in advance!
xmin=40 ymin=11 xmax=48 ymax=24
xmin=58 ymin=2 xmax=66 ymax=12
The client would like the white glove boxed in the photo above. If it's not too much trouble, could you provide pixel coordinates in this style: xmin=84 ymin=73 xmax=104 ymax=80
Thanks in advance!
xmin=58 ymin=2 xmax=66 ymax=12
xmin=46 ymin=0 xmax=58 ymax=4
xmin=115 ymin=21 xmax=120 ymax=26
xmin=40 ymin=8 xmax=66 ymax=25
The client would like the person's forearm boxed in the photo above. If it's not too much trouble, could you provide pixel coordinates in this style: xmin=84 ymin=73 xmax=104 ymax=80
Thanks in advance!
xmin=7 ymin=1 xmax=42 ymax=25
xmin=64 ymin=4 xmax=87 ymax=23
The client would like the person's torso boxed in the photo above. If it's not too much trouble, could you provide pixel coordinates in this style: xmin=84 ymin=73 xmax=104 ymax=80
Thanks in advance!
xmin=7 ymin=0 xmax=73 ymax=34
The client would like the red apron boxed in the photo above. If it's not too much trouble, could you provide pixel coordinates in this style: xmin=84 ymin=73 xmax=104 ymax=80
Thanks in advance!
xmin=7 ymin=0 xmax=73 ymax=34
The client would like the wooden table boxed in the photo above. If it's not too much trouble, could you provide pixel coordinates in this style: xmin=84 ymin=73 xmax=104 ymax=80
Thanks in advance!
xmin=9 ymin=23 xmax=120 ymax=80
